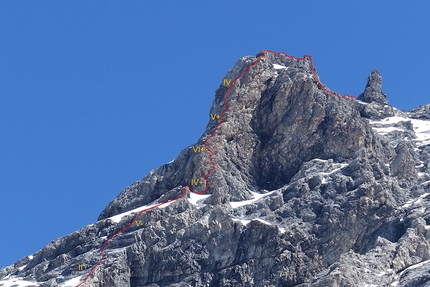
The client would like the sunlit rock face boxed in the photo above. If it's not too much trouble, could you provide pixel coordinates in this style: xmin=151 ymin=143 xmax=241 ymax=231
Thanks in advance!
xmin=358 ymin=69 xmax=388 ymax=105
xmin=2 ymin=51 xmax=430 ymax=287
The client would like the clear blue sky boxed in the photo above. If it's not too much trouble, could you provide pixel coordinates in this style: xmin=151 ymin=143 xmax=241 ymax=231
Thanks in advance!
xmin=1 ymin=1 xmax=429 ymax=269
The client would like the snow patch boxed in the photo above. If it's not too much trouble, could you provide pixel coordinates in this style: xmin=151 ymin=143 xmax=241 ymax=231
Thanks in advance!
xmin=197 ymin=214 xmax=210 ymax=227
xmin=420 ymin=180 xmax=430 ymax=186
xmin=319 ymin=163 xmax=348 ymax=176
xmin=254 ymin=218 xmax=272 ymax=226
xmin=318 ymin=163 xmax=348 ymax=184
xmin=108 ymin=202 xmax=163 ymax=223
xmin=273 ymin=64 xmax=287 ymax=70
xmin=232 ymin=218 xmax=272 ymax=227
xmin=390 ymin=259 xmax=430 ymax=286
xmin=417 ymin=207 xmax=426 ymax=214
xmin=105 ymin=248 xmax=127 ymax=255
xmin=369 ymin=117 xmax=401 ymax=126
xmin=232 ymin=217 xmax=286 ymax=233
xmin=158 ymin=200 xmax=174 ymax=209
xmin=372 ymin=126 xmax=404 ymax=135
xmin=232 ymin=218 xmax=250 ymax=226
xmin=410 ymin=118 xmax=430 ymax=146
xmin=357 ymin=100 xmax=369 ymax=105
xmin=0 ymin=277 xmax=40 ymax=287
xmin=229 ymin=191 xmax=276 ymax=208
xmin=313 ymin=158 xmax=329 ymax=163
xmin=369 ymin=116 xmax=430 ymax=146
xmin=59 ymin=276 xmax=83 ymax=287
xmin=379 ymin=116 xmax=409 ymax=124
xmin=188 ymin=192 xmax=210 ymax=209
xmin=402 ymin=199 xmax=414 ymax=208
xmin=402 ymin=193 xmax=430 ymax=209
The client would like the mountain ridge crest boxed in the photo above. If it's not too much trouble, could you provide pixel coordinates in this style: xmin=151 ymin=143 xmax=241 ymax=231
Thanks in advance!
xmin=2 ymin=50 xmax=430 ymax=287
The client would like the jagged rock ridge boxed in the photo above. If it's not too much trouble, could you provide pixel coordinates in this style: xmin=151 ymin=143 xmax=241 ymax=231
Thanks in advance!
xmin=1 ymin=50 xmax=430 ymax=287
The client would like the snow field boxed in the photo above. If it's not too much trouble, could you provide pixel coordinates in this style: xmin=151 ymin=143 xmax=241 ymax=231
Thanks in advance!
xmin=0 ymin=277 xmax=39 ymax=287
xmin=369 ymin=116 xmax=430 ymax=146
xmin=59 ymin=276 xmax=82 ymax=287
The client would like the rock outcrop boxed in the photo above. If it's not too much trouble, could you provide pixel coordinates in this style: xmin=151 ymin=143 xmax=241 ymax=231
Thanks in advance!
xmin=1 ymin=51 xmax=430 ymax=287
xmin=358 ymin=69 xmax=388 ymax=105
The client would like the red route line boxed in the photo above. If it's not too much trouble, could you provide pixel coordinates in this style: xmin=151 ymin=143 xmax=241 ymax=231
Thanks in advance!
xmin=75 ymin=50 xmax=354 ymax=286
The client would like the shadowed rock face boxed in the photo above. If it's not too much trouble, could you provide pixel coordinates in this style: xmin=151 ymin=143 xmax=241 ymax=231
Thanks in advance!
xmin=2 ymin=51 xmax=430 ymax=287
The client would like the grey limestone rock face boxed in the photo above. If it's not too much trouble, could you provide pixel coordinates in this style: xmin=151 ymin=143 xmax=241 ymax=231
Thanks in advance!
xmin=390 ymin=142 xmax=418 ymax=180
xmin=2 ymin=51 xmax=430 ymax=287
xmin=99 ymin=54 xmax=393 ymax=220
xmin=407 ymin=103 xmax=430 ymax=120
xmin=358 ymin=69 xmax=388 ymax=105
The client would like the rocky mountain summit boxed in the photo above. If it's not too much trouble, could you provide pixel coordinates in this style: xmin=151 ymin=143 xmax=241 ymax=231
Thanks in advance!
xmin=1 ymin=50 xmax=430 ymax=287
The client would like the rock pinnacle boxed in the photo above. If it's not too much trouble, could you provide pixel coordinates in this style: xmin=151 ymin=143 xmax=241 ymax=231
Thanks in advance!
xmin=358 ymin=69 xmax=388 ymax=105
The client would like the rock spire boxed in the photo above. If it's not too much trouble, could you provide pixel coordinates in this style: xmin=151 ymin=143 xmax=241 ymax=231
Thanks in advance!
xmin=358 ymin=69 xmax=388 ymax=105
